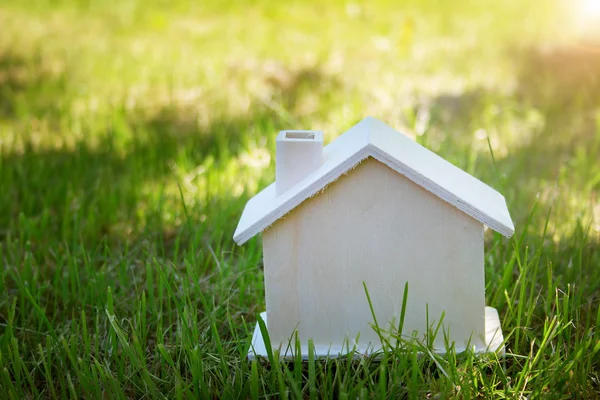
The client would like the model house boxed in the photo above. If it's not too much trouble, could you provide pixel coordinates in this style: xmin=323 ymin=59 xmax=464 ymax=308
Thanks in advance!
xmin=234 ymin=117 xmax=514 ymax=358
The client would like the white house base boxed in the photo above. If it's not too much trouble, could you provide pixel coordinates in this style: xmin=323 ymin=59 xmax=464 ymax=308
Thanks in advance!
xmin=248 ymin=307 xmax=505 ymax=360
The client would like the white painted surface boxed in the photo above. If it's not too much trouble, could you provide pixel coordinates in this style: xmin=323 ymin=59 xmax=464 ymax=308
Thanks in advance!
xmin=262 ymin=159 xmax=486 ymax=352
xmin=276 ymin=130 xmax=324 ymax=195
xmin=233 ymin=116 xmax=514 ymax=245
xmin=248 ymin=307 xmax=505 ymax=359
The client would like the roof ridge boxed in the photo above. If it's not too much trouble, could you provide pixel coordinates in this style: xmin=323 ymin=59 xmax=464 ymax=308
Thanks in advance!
xmin=233 ymin=117 xmax=514 ymax=245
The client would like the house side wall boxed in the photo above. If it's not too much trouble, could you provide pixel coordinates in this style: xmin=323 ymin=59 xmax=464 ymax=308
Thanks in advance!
xmin=262 ymin=157 xmax=485 ymax=351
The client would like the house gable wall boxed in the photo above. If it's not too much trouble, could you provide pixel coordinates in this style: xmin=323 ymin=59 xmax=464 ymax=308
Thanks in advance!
xmin=262 ymin=157 xmax=486 ymax=351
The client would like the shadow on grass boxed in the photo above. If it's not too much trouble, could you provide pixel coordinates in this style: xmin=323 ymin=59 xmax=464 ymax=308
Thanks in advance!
xmin=0 ymin=48 xmax=74 ymax=119
xmin=515 ymin=44 xmax=600 ymax=110
xmin=509 ymin=44 xmax=600 ymax=185
xmin=0 ymin=54 xmax=343 ymax=254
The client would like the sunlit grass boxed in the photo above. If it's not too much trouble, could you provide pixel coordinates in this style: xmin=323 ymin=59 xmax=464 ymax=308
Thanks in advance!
xmin=0 ymin=0 xmax=599 ymax=398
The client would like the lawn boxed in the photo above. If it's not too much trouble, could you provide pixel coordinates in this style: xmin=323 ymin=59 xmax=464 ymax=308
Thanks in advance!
xmin=0 ymin=0 xmax=599 ymax=398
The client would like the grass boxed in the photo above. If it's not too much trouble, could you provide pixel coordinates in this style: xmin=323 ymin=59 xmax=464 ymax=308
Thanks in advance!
xmin=0 ymin=0 xmax=599 ymax=398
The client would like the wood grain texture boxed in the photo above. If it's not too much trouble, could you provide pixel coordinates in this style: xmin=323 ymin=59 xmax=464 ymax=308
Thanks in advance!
xmin=234 ymin=116 xmax=514 ymax=245
xmin=262 ymin=158 xmax=487 ymax=352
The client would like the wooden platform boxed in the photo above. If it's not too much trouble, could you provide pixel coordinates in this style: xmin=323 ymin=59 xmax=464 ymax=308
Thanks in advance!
xmin=247 ymin=307 xmax=505 ymax=360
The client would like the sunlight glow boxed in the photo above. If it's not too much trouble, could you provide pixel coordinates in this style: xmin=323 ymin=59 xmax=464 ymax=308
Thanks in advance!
xmin=582 ymin=0 xmax=600 ymax=15
xmin=576 ymin=0 xmax=600 ymax=40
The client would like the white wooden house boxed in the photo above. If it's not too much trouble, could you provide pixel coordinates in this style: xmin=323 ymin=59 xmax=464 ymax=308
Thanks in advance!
xmin=234 ymin=117 xmax=514 ymax=358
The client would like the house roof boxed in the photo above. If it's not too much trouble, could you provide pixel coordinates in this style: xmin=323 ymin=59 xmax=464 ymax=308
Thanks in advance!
xmin=233 ymin=117 xmax=514 ymax=245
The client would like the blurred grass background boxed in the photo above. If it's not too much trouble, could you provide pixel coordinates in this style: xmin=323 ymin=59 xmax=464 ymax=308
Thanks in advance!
xmin=1 ymin=0 xmax=599 ymax=398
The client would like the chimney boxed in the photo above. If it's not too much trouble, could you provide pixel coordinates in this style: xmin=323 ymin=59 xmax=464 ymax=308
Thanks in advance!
xmin=276 ymin=130 xmax=324 ymax=195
